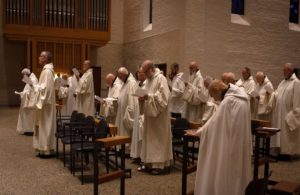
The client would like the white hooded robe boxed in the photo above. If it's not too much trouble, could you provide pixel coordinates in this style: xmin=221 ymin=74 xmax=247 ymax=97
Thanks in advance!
xmin=115 ymin=74 xmax=138 ymax=138
xmin=16 ymin=73 xmax=38 ymax=133
xmin=194 ymin=84 xmax=252 ymax=195
xmin=182 ymin=70 xmax=208 ymax=123
xmin=33 ymin=63 xmax=56 ymax=154
xmin=140 ymin=70 xmax=173 ymax=169
xmin=272 ymin=73 xmax=300 ymax=154
xmin=75 ymin=68 xmax=95 ymax=116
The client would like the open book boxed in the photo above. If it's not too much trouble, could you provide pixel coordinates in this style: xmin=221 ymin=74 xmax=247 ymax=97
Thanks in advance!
xmin=94 ymin=95 xmax=104 ymax=103
xmin=133 ymin=88 xmax=148 ymax=97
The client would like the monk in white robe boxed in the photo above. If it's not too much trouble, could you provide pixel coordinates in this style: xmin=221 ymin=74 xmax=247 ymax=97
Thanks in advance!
xmin=254 ymin=72 xmax=274 ymax=121
xmin=115 ymin=67 xmax=138 ymax=143
xmin=168 ymin=63 xmax=185 ymax=118
xmin=75 ymin=60 xmax=95 ymax=116
xmin=272 ymin=63 xmax=300 ymax=156
xmin=65 ymin=68 xmax=79 ymax=115
xmin=58 ymin=70 xmax=79 ymax=116
xmin=221 ymin=72 xmax=236 ymax=85
xmin=16 ymin=68 xmax=38 ymax=134
xmin=186 ymin=80 xmax=252 ymax=195
xmin=201 ymin=76 xmax=219 ymax=124
xmin=33 ymin=51 xmax=56 ymax=156
xmin=131 ymin=67 xmax=146 ymax=160
xmin=236 ymin=67 xmax=256 ymax=118
xmin=139 ymin=60 xmax=173 ymax=172
xmin=54 ymin=72 xmax=62 ymax=90
xmin=57 ymin=75 xmax=69 ymax=115
xmin=107 ymin=74 xmax=123 ymax=98
xmin=182 ymin=61 xmax=208 ymax=123
xmin=100 ymin=73 xmax=123 ymax=124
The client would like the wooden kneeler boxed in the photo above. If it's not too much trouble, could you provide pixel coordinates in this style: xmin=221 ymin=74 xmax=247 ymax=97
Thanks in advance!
xmin=93 ymin=136 xmax=131 ymax=195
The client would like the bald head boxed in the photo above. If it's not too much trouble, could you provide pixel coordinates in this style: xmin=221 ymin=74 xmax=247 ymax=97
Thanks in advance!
xmin=105 ymin=73 xmax=116 ymax=87
xmin=39 ymin=51 xmax=52 ymax=66
xmin=255 ymin=71 xmax=265 ymax=85
xmin=117 ymin=67 xmax=129 ymax=82
xmin=283 ymin=63 xmax=294 ymax=80
xmin=138 ymin=66 xmax=146 ymax=82
xmin=82 ymin=60 xmax=91 ymax=72
xmin=242 ymin=67 xmax=251 ymax=80
xmin=221 ymin=72 xmax=228 ymax=82
xmin=141 ymin=60 xmax=155 ymax=79
xmin=189 ymin=61 xmax=199 ymax=75
xmin=209 ymin=80 xmax=229 ymax=101
xmin=222 ymin=72 xmax=236 ymax=85
xmin=204 ymin=76 xmax=213 ymax=89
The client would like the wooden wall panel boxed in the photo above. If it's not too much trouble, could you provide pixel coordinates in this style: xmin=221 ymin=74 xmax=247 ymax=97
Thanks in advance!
xmin=55 ymin=43 xmax=64 ymax=73
xmin=32 ymin=40 xmax=86 ymax=77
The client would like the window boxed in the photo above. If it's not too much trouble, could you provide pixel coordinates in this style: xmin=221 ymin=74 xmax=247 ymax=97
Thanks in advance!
xmin=149 ymin=0 xmax=153 ymax=24
xmin=289 ymin=0 xmax=299 ymax=24
xmin=143 ymin=0 xmax=152 ymax=31
xmin=231 ymin=0 xmax=244 ymax=15
xmin=231 ymin=0 xmax=249 ymax=25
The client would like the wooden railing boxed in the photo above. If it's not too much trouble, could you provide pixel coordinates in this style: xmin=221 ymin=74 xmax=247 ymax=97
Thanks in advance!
xmin=3 ymin=0 xmax=110 ymax=42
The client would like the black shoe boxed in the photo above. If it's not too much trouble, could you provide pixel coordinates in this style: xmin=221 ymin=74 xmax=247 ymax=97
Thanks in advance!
xmin=277 ymin=154 xmax=292 ymax=161
xmin=132 ymin=158 xmax=141 ymax=164
xmin=39 ymin=154 xmax=55 ymax=159
xmin=24 ymin=132 xmax=34 ymax=136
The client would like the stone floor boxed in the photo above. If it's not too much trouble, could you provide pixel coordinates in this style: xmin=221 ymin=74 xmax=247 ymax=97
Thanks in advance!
xmin=0 ymin=107 xmax=299 ymax=195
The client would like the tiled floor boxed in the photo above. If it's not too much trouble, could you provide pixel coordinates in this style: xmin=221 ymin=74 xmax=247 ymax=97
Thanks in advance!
xmin=0 ymin=107 xmax=299 ymax=195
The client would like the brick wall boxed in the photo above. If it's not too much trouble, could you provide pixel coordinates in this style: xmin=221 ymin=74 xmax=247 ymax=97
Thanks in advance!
xmin=3 ymin=0 xmax=299 ymax=105
xmin=183 ymin=0 xmax=300 ymax=86
xmin=96 ymin=0 xmax=300 ymax=88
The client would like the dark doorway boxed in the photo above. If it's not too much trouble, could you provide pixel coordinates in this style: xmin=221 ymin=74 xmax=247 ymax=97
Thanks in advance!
xmin=155 ymin=63 xmax=167 ymax=77
xmin=92 ymin=66 xmax=101 ymax=97
xmin=295 ymin=68 xmax=300 ymax=80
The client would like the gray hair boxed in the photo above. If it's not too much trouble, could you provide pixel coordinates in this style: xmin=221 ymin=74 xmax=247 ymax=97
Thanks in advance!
xmin=42 ymin=51 xmax=52 ymax=62
xmin=21 ymin=68 xmax=31 ymax=75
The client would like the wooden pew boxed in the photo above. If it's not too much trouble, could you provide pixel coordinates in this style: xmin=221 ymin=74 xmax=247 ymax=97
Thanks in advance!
xmin=93 ymin=135 xmax=131 ymax=195
xmin=253 ymin=126 xmax=280 ymax=180
xmin=182 ymin=133 xmax=200 ymax=195
xmin=182 ymin=119 xmax=279 ymax=195
xmin=251 ymin=119 xmax=280 ymax=180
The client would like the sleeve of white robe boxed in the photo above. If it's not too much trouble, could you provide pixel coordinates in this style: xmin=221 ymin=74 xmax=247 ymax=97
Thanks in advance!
xmin=182 ymin=77 xmax=208 ymax=105
xmin=77 ymin=72 xmax=93 ymax=95
xmin=22 ymin=73 xmax=39 ymax=108
xmin=247 ymin=83 xmax=256 ymax=97
xmin=20 ymin=84 xmax=31 ymax=107
xmin=36 ymin=68 xmax=55 ymax=109
xmin=292 ymin=80 xmax=300 ymax=111
xmin=171 ymin=76 xmax=185 ymax=98
xmin=285 ymin=80 xmax=300 ymax=130
xmin=123 ymin=82 xmax=138 ymax=130
xmin=144 ymin=75 xmax=170 ymax=117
